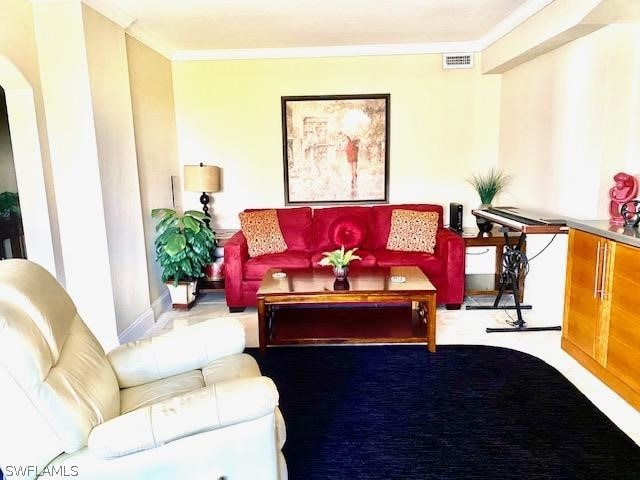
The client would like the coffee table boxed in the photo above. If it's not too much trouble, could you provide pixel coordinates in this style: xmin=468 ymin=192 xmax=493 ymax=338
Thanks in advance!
xmin=256 ymin=266 xmax=437 ymax=352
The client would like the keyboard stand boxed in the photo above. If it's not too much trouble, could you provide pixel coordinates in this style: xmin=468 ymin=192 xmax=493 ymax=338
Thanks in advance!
xmin=466 ymin=228 xmax=562 ymax=333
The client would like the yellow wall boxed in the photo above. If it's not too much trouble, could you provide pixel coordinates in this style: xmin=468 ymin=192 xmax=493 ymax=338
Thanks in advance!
xmin=172 ymin=54 xmax=502 ymax=228
xmin=499 ymin=23 xmax=640 ymax=219
xmin=32 ymin=0 xmax=120 ymax=349
xmin=126 ymin=35 xmax=181 ymax=308
xmin=83 ymin=5 xmax=152 ymax=338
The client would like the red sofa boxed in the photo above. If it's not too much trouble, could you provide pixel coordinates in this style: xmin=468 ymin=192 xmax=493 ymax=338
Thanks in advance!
xmin=224 ymin=204 xmax=465 ymax=311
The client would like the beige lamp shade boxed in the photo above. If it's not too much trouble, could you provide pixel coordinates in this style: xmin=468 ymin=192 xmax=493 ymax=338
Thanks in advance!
xmin=183 ymin=164 xmax=220 ymax=193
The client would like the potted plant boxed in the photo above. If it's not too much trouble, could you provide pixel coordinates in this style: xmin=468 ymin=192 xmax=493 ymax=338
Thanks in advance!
xmin=0 ymin=192 xmax=20 ymax=217
xmin=467 ymin=168 xmax=513 ymax=208
xmin=151 ymin=208 xmax=216 ymax=309
xmin=318 ymin=245 xmax=361 ymax=281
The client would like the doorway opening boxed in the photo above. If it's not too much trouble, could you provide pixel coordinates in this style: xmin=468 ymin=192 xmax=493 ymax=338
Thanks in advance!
xmin=0 ymin=85 xmax=26 ymax=259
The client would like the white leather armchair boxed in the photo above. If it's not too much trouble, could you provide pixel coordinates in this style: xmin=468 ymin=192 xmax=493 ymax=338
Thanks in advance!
xmin=0 ymin=259 xmax=287 ymax=479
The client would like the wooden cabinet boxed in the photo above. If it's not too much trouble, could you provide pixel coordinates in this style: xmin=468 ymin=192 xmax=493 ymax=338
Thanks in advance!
xmin=562 ymin=228 xmax=640 ymax=410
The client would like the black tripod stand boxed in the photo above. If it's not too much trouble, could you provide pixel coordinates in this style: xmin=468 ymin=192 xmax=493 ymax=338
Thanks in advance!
xmin=466 ymin=227 xmax=562 ymax=333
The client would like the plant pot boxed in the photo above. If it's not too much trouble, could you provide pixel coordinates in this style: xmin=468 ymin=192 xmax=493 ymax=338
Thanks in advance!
xmin=166 ymin=280 xmax=197 ymax=310
xmin=475 ymin=203 xmax=494 ymax=233
xmin=333 ymin=265 xmax=349 ymax=281
xmin=476 ymin=216 xmax=494 ymax=234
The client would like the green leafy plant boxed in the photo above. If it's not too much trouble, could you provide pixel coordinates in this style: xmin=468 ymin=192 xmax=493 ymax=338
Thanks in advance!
xmin=318 ymin=246 xmax=361 ymax=268
xmin=151 ymin=208 xmax=217 ymax=286
xmin=0 ymin=192 xmax=20 ymax=217
xmin=467 ymin=168 xmax=513 ymax=205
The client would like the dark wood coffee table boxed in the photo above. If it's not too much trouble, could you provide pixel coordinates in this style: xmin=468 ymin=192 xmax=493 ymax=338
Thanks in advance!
xmin=256 ymin=266 xmax=437 ymax=352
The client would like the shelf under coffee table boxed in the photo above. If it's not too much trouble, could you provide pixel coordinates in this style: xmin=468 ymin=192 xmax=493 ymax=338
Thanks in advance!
xmin=256 ymin=266 xmax=437 ymax=352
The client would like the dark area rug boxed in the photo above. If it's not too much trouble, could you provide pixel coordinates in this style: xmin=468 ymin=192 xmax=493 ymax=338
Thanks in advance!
xmin=249 ymin=345 xmax=640 ymax=480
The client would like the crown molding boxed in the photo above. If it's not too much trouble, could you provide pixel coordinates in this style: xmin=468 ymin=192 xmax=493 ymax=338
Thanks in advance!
xmin=30 ymin=0 xmax=78 ymax=3
xmin=69 ymin=0 xmax=554 ymax=62
xmin=478 ymin=0 xmax=556 ymax=50
xmin=171 ymin=41 xmax=482 ymax=62
xmin=81 ymin=0 xmax=135 ymax=28
xmin=125 ymin=22 xmax=173 ymax=59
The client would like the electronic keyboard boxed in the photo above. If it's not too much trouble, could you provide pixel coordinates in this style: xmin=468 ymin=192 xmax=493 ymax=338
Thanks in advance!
xmin=472 ymin=207 xmax=568 ymax=234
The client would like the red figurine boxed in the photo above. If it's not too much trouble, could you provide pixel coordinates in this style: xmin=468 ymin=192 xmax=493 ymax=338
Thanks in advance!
xmin=609 ymin=172 xmax=638 ymax=224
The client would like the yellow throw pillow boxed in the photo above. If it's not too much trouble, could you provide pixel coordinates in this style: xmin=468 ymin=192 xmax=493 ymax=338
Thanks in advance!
xmin=386 ymin=209 xmax=439 ymax=253
xmin=239 ymin=209 xmax=288 ymax=257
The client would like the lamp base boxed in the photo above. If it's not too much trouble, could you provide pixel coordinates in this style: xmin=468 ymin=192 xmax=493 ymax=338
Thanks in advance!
xmin=200 ymin=192 xmax=211 ymax=228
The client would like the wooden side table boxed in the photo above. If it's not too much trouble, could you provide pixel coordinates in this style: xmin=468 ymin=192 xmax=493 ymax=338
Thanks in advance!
xmin=198 ymin=228 xmax=239 ymax=293
xmin=461 ymin=227 xmax=526 ymax=302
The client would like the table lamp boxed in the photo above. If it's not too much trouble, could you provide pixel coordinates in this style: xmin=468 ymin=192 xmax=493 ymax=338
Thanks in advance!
xmin=183 ymin=163 xmax=220 ymax=229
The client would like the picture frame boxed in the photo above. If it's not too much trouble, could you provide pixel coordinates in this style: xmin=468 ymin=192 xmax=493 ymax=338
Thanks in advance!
xmin=281 ymin=94 xmax=390 ymax=205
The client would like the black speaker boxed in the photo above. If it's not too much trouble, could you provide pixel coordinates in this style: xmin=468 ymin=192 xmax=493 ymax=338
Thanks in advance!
xmin=449 ymin=202 xmax=463 ymax=232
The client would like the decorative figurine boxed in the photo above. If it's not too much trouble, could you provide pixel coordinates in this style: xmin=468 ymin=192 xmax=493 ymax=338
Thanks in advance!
xmin=621 ymin=200 xmax=640 ymax=228
xmin=608 ymin=172 xmax=638 ymax=224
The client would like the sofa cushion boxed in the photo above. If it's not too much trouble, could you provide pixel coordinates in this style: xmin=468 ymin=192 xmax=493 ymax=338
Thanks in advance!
xmin=239 ymin=209 xmax=288 ymax=257
xmin=276 ymin=207 xmax=313 ymax=251
xmin=369 ymin=204 xmax=444 ymax=250
xmin=310 ymin=249 xmax=377 ymax=268
xmin=328 ymin=216 xmax=368 ymax=250
xmin=386 ymin=209 xmax=439 ymax=253
xmin=312 ymin=207 xmax=373 ymax=252
xmin=374 ymin=250 xmax=445 ymax=277
xmin=243 ymin=251 xmax=311 ymax=280
xmin=244 ymin=207 xmax=313 ymax=252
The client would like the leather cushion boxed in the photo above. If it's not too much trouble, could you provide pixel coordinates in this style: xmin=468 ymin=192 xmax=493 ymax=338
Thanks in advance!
xmin=328 ymin=216 xmax=367 ymax=249
xmin=120 ymin=370 xmax=205 ymax=414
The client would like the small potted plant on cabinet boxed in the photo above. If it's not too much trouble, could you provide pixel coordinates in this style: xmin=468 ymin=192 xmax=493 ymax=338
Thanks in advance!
xmin=152 ymin=208 xmax=216 ymax=309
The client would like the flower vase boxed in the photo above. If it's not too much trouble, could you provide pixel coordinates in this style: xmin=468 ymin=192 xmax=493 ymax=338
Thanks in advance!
xmin=333 ymin=265 xmax=349 ymax=281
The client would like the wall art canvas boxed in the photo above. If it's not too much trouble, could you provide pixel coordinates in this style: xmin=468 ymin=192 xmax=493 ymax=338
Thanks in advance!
xmin=281 ymin=94 xmax=390 ymax=205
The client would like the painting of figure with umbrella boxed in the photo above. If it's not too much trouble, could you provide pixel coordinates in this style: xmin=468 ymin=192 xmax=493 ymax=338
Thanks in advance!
xmin=281 ymin=94 xmax=390 ymax=205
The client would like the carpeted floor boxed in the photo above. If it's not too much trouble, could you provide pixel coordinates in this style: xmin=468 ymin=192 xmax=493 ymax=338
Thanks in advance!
xmin=249 ymin=345 xmax=640 ymax=480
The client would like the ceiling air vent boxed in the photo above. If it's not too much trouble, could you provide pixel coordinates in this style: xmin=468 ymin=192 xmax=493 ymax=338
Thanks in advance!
xmin=442 ymin=53 xmax=473 ymax=70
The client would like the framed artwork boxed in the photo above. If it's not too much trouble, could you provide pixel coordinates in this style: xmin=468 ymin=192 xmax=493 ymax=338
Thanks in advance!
xmin=281 ymin=94 xmax=390 ymax=205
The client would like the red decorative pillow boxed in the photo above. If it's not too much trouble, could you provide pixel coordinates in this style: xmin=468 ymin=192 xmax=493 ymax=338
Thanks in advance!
xmin=328 ymin=216 xmax=367 ymax=250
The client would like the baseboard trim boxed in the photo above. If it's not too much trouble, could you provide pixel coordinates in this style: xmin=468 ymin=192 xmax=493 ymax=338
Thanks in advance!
xmin=151 ymin=289 xmax=171 ymax=320
xmin=118 ymin=307 xmax=155 ymax=344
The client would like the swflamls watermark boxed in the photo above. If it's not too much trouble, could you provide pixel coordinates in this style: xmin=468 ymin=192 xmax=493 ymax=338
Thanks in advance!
xmin=3 ymin=465 xmax=78 ymax=477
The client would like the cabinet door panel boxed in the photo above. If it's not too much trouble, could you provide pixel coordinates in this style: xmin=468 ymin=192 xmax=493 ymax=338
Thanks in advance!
xmin=607 ymin=336 xmax=640 ymax=393
xmin=563 ymin=230 xmax=602 ymax=357
xmin=607 ymin=242 xmax=640 ymax=393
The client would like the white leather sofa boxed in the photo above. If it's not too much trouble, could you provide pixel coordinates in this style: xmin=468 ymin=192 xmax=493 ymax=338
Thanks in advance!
xmin=0 ymin=259 xmax=287 ymax=479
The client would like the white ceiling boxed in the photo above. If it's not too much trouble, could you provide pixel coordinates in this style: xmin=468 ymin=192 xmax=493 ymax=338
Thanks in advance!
xmin=84 ymin=0 xmax=555 ymax=59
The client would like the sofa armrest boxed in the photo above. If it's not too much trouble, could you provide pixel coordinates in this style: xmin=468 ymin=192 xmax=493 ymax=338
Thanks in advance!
xmin=224 ymin=231 xmax=250 ymax=308
xmin=88 ymin=377 xmax=279 ymax=459
xmin=435 ymin=229 xmax=465 ymax=304
xmin=108 ymin=317 xmax=246 ymax=388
